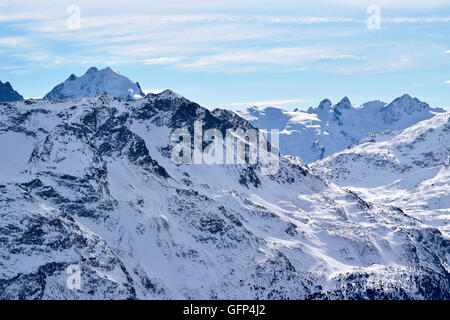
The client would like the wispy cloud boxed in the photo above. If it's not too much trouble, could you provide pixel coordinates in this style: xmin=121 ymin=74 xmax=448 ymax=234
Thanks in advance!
xmin=12 ymin=13 xmax=450 ymax=36
xmin=443 ymin=80 xmax=450 ymax=84
xmin=0 ymin=12 xmax=56 ymax=23
xmin=229 ymin=99 xmax=304 ymax=107
xmin=384 ymin=17 xmax=450 ymax=23
xmin=0 ymin=37 xmax=32 ymax=49
xmin=142 ymin=57 xmax=183 ymax=65
xmin=179 ymin=47 xmax=366 ymax=71
xmin=143 ymin=89 xmax=165 ymax=94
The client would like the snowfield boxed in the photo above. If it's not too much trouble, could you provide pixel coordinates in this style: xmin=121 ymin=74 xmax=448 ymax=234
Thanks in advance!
xmin=0 ymin=91 xmax=448 ymax=299
xmin=235 ymin=95 xmax=445 ymax=163
xmin=44 ymin=67 xmax=145 ymax=100
xmin=312 ymin=112 xmax=450 ymax=238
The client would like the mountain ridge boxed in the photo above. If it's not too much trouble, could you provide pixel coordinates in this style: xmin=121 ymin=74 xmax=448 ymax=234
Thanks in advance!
xmin=235 ymin=94 xmax=446 ymax=163
xmin=43 ymin=66 xmax=145 ymax=100
xmin=0 ymin=80 xmax=24 ymax=102
xmin=0 ymin=91 xmax=448 ymax=299
xmin=312 ymin=111 xmax=450 ymax=237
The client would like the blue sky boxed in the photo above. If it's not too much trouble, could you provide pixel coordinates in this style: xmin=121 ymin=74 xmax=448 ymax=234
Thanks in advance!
xmin=0 ymin=0 xmax=449 ymax=110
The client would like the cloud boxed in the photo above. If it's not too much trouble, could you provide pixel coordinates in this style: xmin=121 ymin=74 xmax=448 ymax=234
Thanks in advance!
xmin=313 ymin=0 xmax=450 ymax=8
xmin=142 ymin=57 xmax=183 ymax=65
xmin=384 ymin=17 xmax=450 ymax=23
xmin=143 ymin=89 xmax=165 ymax=94
xmin=0 ymin=12 xmax=55 ymax=23
xmin=445 ymin=50 xmax=450 ymax=54
xmin=179 ymin=47 xmax=366 ymax=71
xmin=0 ymin=37 xmax=32 ymax=49
xmin=1 ymin=4 xmax=448 ymax=76
xmin=229 ymin=99 xmax=304 ymax=107
xmin=443 ymin=80 xmax=450 ymax=84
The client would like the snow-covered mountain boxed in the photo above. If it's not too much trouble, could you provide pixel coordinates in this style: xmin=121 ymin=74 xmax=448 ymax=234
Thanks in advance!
xmin=312 ymin=112 xmax=450 ymax=237
xmin=235 ymin=95 xmax=445 ymax=163
xmin=0 ymin=80 xmax=23 ymax=102
xmin=44 ymin=67 xmax=145 ymax=100
xmin=0 ymin=92 xmax=448 ymax=299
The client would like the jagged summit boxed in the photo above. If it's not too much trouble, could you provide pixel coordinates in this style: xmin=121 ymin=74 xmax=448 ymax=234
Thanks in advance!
xmin=0 ymin=80 xmax=24 ymax=102
xmin=145 ymin=89 xmax=183 ymax=100
xmin=385 ymin=93 xmax=427 ymax=110
xmin=335 ymin=96 xmax=352 ymax=109
xmin=312 ymin=111 xmax=450 ymax=236
xmin=44 ymin=66 xmax=145 ymax=100
xmin=1 ymin=92 xmax=449 ymax=299
xmin=236 ymin=94 xmax=446 ymax=163
xmin=318 ymin=98 xmax=332 ymax=110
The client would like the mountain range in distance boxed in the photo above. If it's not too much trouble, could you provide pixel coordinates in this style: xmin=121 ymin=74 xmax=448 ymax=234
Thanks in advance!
xmin=0 ymin=84 xmax=448 ymax=299
xmin=235 ymin=95 xmax=446 ymax=163
xmin=2 ymin=65 xmax=447 ymax=165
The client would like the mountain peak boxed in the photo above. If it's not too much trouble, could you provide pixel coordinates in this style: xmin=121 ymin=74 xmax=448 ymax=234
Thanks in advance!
xmin=86 ymin=66 xmax=99 ymax=73
xmin=0 ymin=80 xmax=24 ymax=102
xmin=44 ymin=67 xmax=144 ymax=100
xmin=147 ymin=89 xmax=183 ymax=100
xmin=66 ymin=74 xmax=77 ymax=81
xmin=382 ymin=94 xmax=430 ymax=120
xmin=400 ymin=93 xmax=412 ymax=100
xmin=318 ymin=98 xmax=332 ymax=110
xmin=335 ymin=96 xmax=352 ymax=109
xmin=392 ymin=94 xmax=423 ymax=105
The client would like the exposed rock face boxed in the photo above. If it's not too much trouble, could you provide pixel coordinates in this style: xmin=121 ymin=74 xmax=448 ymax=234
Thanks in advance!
xmin=0 ymin=92 xmax=448 ymax=299
xmin=312 ymin=112 xmax=450 ymax=237
xmin=0 ymin=80 xmax=24 ymax=102
xmin=235 ymin=94 xmax=445 ymax=163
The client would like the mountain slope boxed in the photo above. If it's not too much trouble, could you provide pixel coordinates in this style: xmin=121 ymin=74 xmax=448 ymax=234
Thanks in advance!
xmin=44 ymin=67 xmax=145 ymax=100
xmin=312 ymin=112 xmax=450 ymax=237
xmin=0 ymin=93 xmax=448 ymax=299
xmin=0 ymin=80 xmax=24 ymax=102
xmin=235 ymin=95 xmax=445 ymax=163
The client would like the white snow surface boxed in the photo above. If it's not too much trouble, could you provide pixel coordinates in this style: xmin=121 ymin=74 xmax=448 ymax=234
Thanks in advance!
xmin=43 ymin=67 xmax=145 ymax=100
xmin=235 ymin=95 xmax=446 ymax=163
xmin=0 ymin=93 xmax=448 ymax=299
xmin=312 ymin=112 xmax=450 ymax=237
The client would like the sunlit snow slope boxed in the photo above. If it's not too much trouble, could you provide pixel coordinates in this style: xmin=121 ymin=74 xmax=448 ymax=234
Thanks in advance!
xmin=44 ymin=67 xmax=145 ymax=100
xmin=0 ymin=92 xmax=448 ymax=299
xmin=235 ymin=95 xmax=445 ymax=163
xmin=312 ymin=112 xmax=450 ymax=237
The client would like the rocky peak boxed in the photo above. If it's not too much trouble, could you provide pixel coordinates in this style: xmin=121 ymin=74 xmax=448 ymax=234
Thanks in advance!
xmin=318 ymin=98 xmax=332 ymax=110
xmin=335 ymin=96 xmax=352 ymax=110
xmin=0 ymin=80 xmax=24 ymax=102
xmin=44 ymin=66 xmax=145 ymax=100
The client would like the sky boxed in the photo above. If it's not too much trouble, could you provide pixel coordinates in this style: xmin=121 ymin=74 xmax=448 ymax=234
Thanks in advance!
xmin=0 ymin=0 xmax=449 ymax=110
